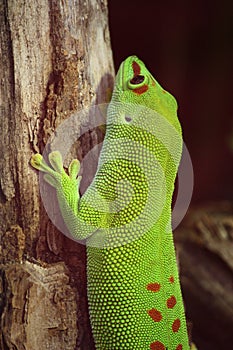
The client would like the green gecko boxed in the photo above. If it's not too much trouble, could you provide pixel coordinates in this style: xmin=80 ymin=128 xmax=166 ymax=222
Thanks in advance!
xmin=31 ymin=56 xmax=190 ymax=350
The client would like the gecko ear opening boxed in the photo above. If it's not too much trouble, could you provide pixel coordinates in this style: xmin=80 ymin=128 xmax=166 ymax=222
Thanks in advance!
xmin=127 ymin=75 xmax=149 ymax=90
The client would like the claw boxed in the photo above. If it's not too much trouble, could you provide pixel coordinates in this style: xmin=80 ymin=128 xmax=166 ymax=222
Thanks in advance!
xmin=30 ymin=153 xmax=53 ymax=174
xmin=69 ymin=159 xmax=80 ymax=180
xmin=30 ymin=153 xmax=43 ymax=169
xmin=48 ymin=151 xmax=65 ymax=174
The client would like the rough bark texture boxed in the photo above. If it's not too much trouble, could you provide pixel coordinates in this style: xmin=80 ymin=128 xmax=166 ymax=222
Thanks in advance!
xmin=174 ymin=201 xmax=233 ymax=350
xmin=0 ymin=1 xmax=114 ymax=349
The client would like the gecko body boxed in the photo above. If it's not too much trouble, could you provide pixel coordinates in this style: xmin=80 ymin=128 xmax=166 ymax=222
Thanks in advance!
xmin=31 ymin=56 xmax=190 ymax=350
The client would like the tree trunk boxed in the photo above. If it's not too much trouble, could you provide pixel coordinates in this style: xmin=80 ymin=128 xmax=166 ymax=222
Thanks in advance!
xmin=0 ymin=1 xmax=114 ymax=349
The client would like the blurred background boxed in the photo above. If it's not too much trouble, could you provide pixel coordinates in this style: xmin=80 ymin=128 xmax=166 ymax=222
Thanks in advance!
xmin=109 ymin=0 xmax=233 ymax=204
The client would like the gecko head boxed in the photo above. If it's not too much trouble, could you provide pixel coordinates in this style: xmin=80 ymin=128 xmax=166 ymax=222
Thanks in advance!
xmin=112 ymin=55 xmax=180 ymax=133
xmin=106 ymin=56 xmax=183 ymax=177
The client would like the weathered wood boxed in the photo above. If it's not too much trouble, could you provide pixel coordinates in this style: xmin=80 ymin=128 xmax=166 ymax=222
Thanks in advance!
xmin=174 ymin=201 xmax=233 ymax=350
xmin=1 ymin=261 xmax=78 ymax=350
xmin=0 ymin=1 xmax=114 ymax=349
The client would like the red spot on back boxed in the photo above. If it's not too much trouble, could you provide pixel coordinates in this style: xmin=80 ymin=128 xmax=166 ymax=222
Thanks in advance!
xmin=169 ymin=276 xmax=175 ymax=283
xmin=150 ymin=340 xmax=166 ymax=350
xmin=172 ymin=318 xmax=181 ymax=332
xmin=166 ymin=295 xmax=177 ymax=309
xmin=146 ymin=282 xmax=161 ymax=292
xmin=148 ymin=308 xmax=162 ymax=322
xmin=176 ymin=344 xmax=183 ymax=350
xmin=133 ymin=85 xmax=148 ymax=95
xmin=132 ymin=61 xmax=141 ymax=76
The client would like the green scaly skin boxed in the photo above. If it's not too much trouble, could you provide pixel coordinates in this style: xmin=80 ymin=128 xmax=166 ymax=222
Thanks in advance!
xmin=31 ymin=56 xmax=190 ymax=350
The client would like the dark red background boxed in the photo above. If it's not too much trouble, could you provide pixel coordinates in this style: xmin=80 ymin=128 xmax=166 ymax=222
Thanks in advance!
xmin=109 ymin=0 xmax=233 ymax=204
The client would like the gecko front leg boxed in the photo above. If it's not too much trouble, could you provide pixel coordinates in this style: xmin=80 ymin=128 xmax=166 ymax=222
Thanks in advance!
xmin=31 ymin=151 xmax=91 ymax=240
xmin=30 ymin=151 xmax=108 ymax=241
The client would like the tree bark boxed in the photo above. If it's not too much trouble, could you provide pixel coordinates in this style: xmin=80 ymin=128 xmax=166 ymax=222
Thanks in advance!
xmin=0 ymin=1 xmax=114 ymax=349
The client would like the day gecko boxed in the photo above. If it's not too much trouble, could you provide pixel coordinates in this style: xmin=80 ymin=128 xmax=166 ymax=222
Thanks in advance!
xmin=31 ymin=56 xmax=190 ymax=349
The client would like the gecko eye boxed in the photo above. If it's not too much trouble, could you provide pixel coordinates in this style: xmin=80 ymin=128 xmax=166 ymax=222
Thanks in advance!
xmin=127 ymin=74 xmax=149 ymax=90
xmin=130 ymin=75 xmax=145 ymax=85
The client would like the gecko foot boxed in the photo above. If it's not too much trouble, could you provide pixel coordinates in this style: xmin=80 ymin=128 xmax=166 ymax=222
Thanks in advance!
xmin=30 ymin=151 xmax=81 ymax=190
